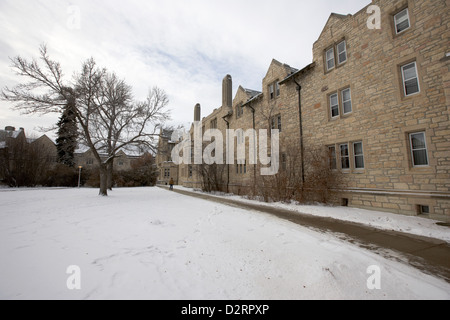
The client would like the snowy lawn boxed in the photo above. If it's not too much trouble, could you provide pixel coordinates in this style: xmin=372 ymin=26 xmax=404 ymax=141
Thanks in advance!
xmin=175 ymin=186 xmax=450 ymax=243
xmin=0 ymin=187 xmax=449 ymax=300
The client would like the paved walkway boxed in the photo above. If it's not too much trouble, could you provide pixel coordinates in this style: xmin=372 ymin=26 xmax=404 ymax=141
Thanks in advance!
xmin=160 ymin=186 xmax=450 ymax=283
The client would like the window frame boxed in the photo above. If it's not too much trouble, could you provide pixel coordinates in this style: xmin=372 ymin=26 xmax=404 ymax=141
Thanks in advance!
xmin=394 ymin=8 xmax=411 ymax=35
xmin=340 ymin=143 xmax=350 ymax=170
xmin=401 ymin=61 xmax=420 ymax=97
xmin=337 ymin=40 xmax=347 ymax=65
xmin=330 ymin=93 xmax=340 ymax=119
xmin=353 ymin=141 xmax=365 ymax=170
xmin=341 ymin=88 xmax=352 ymax=115
xmin=326 ymin=47 xmax=335 ymax=71
xmin=409 ymin=132 xmax=429 ymax=167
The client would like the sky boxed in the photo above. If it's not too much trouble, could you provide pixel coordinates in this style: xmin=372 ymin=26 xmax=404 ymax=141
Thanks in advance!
xmin=0 ymin=0 xmax=370 ymax=139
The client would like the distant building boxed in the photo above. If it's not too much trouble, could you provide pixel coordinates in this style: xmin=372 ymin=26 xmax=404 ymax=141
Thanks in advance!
xmin=156 ymin=128 xmax=179 ymax=185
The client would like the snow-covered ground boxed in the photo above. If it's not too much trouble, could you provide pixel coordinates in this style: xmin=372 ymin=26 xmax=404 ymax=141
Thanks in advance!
xmin=0 ymin=187 xmax=449 ymax=300
xmin=175 ymin=186 xmax=450 ymax=243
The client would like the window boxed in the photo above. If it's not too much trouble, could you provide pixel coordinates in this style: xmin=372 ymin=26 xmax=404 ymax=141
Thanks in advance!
xmin=86 ymin=159 xmax=94 ymax=165
xmin=326 ymin=47 xmax=335 ymax=71
xmin=330 ymin=93 xmax=339 ymax=118
xmin=210 ymin=118 xmax=218 ymax=129
xmin=329 ymin=146 xmax=337 ymax=170
xmin=410 ymin=132 xmax=429 ymax=167
xmin=341 ymin=88 xmax=352 ymax=114
xmin=269 ymin=82 xmax=280 ymax=99
xmin=353 ymin=142 xmax=365 ymax=169
xmin=118 ymin=161 xmax=124 ymax=166
xmin=236 ymin=104 xmax=244 ymax=119
xmin=418 ymin=205 xmax=430 ymax=215
xmin=401 ymin=62 xmax=420 ymax=96
xmin=271 ymin=115 xmax=282 ymax=132
xmin=394 ymin=8 xmax=410 ymax=34
xmin=269 ymin=83 xmax=275 ymax=100
xmin=188 ymin=165 xmax=193 ymax=177
xmin=337 ymin=40 xmax=347 ymax=64
xmin=340 ymin=144 xmax=350 ymax=170
xmin=164 ymin=169 xmax=170 ymax=178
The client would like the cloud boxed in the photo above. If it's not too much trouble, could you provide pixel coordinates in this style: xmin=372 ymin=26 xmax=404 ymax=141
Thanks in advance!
xmin=0 ymin=0 xmax=370 ymax=137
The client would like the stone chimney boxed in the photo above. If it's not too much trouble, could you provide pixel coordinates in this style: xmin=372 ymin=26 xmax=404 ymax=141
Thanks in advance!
xmin=5 ymin=126 xmax=15 ymax=131
xmin=222 ymin=75 xmax=232 ymax=109
xmin=194 ymin=103 xmax=201 ymax=122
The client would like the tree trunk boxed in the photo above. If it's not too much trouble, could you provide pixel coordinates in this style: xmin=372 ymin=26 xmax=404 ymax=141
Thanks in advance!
xmin=99 ymin=163 xmax=108 ymax=196
xmin=107 ymin=159 xmax=114 ymax=191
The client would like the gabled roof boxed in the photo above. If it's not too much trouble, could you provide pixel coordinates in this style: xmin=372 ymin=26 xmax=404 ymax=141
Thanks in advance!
xmin=264 ymin=59 xmax=299 ymax=79
xmin=316 ymin=12 xmax=352 ymax=44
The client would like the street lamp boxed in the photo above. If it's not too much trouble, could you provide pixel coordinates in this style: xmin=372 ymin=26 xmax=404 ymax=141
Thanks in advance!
xmin=78 ymin=166 xmax=83 ymax=188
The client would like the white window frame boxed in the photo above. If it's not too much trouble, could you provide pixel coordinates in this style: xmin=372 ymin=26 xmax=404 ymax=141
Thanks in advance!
xmin=337 ymin=40 xmax=347 ymax=65
xmin=341 ymin=88 xmax=352 ymax=115
xmin=330 ymin=93 xmax=339 ymax=118
xmin=269 ymin=84 xmax=274 ymax=100
xmin=326 ymin=47 xmax=335 ymax=71
xmin=409 ymin=132 xmax=429 ymax=167
xmin=394 ymin=8 xmax=411 ymax=34
xmin=401 ymin=62 xmax=420 ymax=97
xmin=276 ymin=82 xmax=280 ymax=97
xmin=340 ymin=143 xmax=350 ymax=170
xmin=353 ymin=142 xmax=365 ymax=169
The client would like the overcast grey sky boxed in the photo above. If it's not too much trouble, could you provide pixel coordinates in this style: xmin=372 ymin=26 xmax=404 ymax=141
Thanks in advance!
xmin=0 ymin=0 xmax=370 ymax=138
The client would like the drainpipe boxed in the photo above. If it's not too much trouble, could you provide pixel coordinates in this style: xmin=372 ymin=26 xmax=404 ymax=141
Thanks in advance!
xmin=222 ymin=115 xmax=230 ymax=193
xmin=293 ymin=79 xmax=305 ymax=187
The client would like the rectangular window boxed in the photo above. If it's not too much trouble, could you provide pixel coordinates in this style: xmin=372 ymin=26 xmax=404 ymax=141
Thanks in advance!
xmin=410 ymin=132 xmax=429 ymax=167
xmin=329 ymin=146 xmax=337 ymax=170
xmin=341 ymin=88 xmax=352 ymax=114
xmin=401 ymin=62 xmax=420 ymax=96
xmin=330 ymin=93 xmax=339 ymax=118
xmin=269 ymin=84 xmax=274 ymax=100
xmin=236 ymin=104 xmax=244 ymax=119
xmin=340 ymin=144 xmax=350 ymax=170
xmin=353 ymin=142 xmax=365 ymax=169
xmin=337 ymin=40 xmax=347 ymax=64
xmin=326 ymin=48 xmax=335 ymax=71
xmin=188 ymin=165 xmax=193 ymax=177
xmin=394 ymin=8 xmax=410 ymax=34
xmin=271 ymin=115 xmax=282 ymax=132
xmin=276 ymin=82 xmax=280 ymax=97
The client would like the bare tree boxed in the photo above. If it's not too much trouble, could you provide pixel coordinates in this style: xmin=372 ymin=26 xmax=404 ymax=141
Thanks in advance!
xmin=2 ymin=45 xmax=170 ymax=196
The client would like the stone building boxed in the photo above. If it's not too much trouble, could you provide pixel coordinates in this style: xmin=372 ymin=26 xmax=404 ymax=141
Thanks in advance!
xmin=155 ymin=128 xmax=179 ymax=185
xmin=74 ymin=148 xmax=140 ymax=172
xmin=158 ymin=0 xmax=449 ymax=221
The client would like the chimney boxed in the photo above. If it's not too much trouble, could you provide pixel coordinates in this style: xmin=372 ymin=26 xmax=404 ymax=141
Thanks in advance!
xmin=194 ymin=103 xmax=201 ymax=122
xmin=222 ymin=75 xmax=232 ymax=109
xmin=5 ymin=126 xmax=15 ymax=131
